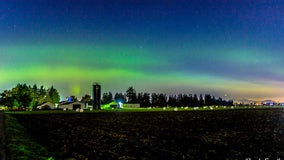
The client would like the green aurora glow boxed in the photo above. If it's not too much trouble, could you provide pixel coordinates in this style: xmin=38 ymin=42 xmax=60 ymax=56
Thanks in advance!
xmin=1 ymin=1 xmax=284 ymax=102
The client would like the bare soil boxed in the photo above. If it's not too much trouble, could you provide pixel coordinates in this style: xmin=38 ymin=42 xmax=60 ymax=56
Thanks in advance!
xmin=0 ymin=111 xmax=6 ymax=160
xmin=11 ymin=109 xmax=284 ymax=160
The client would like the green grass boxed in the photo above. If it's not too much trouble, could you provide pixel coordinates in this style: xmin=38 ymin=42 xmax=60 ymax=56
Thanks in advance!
xmin=4 ymin=114 xmax=55 ymax=160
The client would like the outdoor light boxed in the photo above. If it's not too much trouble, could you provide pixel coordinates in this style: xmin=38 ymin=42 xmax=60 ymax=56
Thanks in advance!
xmin=118 ymin=102 xmax=123 ymax=108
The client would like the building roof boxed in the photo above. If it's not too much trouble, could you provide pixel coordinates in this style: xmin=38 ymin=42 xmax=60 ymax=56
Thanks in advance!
xmin=262 ymin=100 xmax=276 ymax=104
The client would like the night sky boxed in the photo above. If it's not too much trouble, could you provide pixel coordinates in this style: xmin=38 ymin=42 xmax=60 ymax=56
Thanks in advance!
xmin=1 ymin=0 xmax=284 ymax=102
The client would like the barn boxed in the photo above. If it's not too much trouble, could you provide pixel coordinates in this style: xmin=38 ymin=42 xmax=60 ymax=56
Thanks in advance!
xmin=59 ymin=101 xmax=87 ymax=110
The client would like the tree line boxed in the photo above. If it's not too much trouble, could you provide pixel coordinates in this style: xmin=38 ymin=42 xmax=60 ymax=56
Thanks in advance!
xmin=0 ymin=84 xmax=233 ymax=110
xmin=0 ymin=83 xmax=60 ymax=110
xmin=102 ymin=86 xmax=234 ymax=107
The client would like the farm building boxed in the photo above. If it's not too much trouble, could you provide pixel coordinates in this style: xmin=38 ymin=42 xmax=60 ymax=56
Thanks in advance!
xmin=109 ymin=101 xmax=121 ymax=108
xmin=262 ymin=100 xmax=277 ymax=106
xmin=37 ymin=102 xmax=57 ymax=110
xmin=123 ymin=103 xmax=140 ymax=108
xmin=58 ymin=101 xmax=87 ymax=110
xmin=101 ymin=101 xmax=121 ymax=109
xmin=101 ymin=101 xmax=140 ymax=109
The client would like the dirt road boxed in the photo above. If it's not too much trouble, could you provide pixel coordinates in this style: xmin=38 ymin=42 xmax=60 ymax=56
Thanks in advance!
xmin=0 ymin=111 xmax=6 ymax=160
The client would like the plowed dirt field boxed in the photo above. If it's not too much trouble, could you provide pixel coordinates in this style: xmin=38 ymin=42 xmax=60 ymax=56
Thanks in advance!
xmin=11 ymin=109 xmax=284 ymax=160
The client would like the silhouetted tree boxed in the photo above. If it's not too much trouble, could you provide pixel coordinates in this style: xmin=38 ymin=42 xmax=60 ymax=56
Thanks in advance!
xmin=215 ymin=97 xmax=222 ymax=106
xmin=214 ymin=97 xmax=234 ymax=106
xmin=187 ymin=94 xmax=193 ymax=107
xmin=177 ymin=94 xmax=193 ymax=107
xmin=102 ymin=92 xmax=113 ymax=104
xmin=137 ymin=92 xmax=151 ymax=107
xmin=157 ymin=94 xmax=167 ymax=107
xmin=81 ymin=94 xmax=92 ymax=104
xmin=47 ymin=86 xmax=60 ymax=104
xmin=204 ymin=94 xmax=213 ymax=106
xmin=0 ymin=90 xmax=13 ymax=108
xmin=151 ymin=93 xmax=158 ymax=107
xmin=114 ymin=92 xmax=126 ymax=103
xmin=227 ymin=100 xmax=234 ymax=106
xmin=126 ymin=87 xmax=137 ymax=103
xmin=168 ymin=95 xmax=177 ymax=107
xmin=98 ymin=87 xmax=234 ymax=108
xmin=212 ymin=96 xmax=216 ymax=105
xmin=199 ymin=94 xmax=204 ymax=107
xmin=14 ymin=83 xmax=32 ymax=109
xmin=193 ymin=94 xmax=199 ymax=107
xmin=38 ymin=85 xmax=47 ymax=104
xmin=137 ymin=92 xmax=143 ymax=106
xmin=142 ymin=92 xmax=151 ymax=107
xmin=177 ymin=94 xmax=183 ymax=107
xmin=0 ymin=83 xmax=60 ymax=110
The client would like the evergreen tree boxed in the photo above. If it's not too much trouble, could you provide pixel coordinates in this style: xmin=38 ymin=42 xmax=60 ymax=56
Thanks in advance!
xmin=47 ymin=86 xmax=60 ymax=104
xmin=102 ymin=92 xmax=113 ymax=104
xmin=151 ymin=93 xmax=158 ymax=107
xmin=193 ymin=94 xmax=199 ymax=107
xmin=205 ymin=94 xmax=213 ymax=106
xmin=142 ymin=92 xmax=151 ymax=108
xmin=157 ymin=94 xmax=167 ymax=107
xmin=199 ymin=94 xmax=204 ymax=107
xmin=114 ymin=92 xmax=125 ymax=103
xmin=38 ymin=85 xmax=47 ymax=104
xmin=168 ymin=95 xmax=177 ymax=107
xmin=137 ymin=92 xmax=143 ymax=106
xmin=28 ymin=84 xmax=38 ymax=109
xmin=126 ymin=87 xmax=137 ymax=103
xmin=176 ymin=94 xmax=183 ymax=107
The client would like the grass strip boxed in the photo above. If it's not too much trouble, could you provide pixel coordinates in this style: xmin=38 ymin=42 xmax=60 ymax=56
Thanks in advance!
xmin=4 ymin=114 xmax=55 ymax=160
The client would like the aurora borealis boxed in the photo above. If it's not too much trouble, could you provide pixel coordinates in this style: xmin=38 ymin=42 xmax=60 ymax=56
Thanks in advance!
xmin=1 ymin=1 xmax=284 ymax=102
